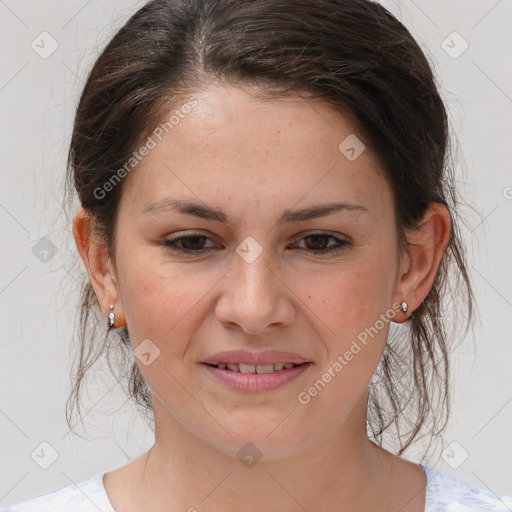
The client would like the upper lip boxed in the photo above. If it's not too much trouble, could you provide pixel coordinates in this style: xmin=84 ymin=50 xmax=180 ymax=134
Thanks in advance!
xmin=202 ymin=350 xmax=311 ymax=366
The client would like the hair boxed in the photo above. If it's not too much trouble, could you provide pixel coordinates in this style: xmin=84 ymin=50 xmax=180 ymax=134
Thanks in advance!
xmin=64 ymin=0 xmax=475 ymax=458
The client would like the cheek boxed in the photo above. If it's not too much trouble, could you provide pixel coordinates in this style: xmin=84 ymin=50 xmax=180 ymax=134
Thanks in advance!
xmin=117 ymin=262 xmax=219 ymax=390
xmin=302 ymin=258 xmax=397 ymax=337
xmin=295 ymin=263 xmax=396 ymax=419
xmin=117 ymin=253 xmax=222 ymax=346
xmin=297 ymin=248 xmax=398 ymax=393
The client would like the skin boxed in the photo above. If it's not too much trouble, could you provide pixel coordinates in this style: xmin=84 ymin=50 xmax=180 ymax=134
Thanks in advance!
xmin=73 ymin=82 xmax=451 ymax=512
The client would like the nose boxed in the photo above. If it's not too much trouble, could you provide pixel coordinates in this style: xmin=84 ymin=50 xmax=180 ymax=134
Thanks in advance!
xmin=215 ymin=250 xmax=295 ymax=336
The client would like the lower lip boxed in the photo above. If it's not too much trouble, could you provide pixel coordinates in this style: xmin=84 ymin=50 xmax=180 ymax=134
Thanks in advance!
xmin=201 ymin=362 xmax=312 ymax=392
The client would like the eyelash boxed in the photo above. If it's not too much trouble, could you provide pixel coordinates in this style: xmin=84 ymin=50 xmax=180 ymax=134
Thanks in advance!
xmin=162 ymin=232 xmax=350 ymax=256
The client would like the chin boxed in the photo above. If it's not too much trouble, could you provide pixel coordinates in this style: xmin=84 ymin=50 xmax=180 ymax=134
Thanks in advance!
xmin=203 ymin=421 xmax=311 ymax=462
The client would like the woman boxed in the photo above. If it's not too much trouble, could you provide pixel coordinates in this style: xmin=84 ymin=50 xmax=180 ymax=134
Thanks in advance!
xmin=4 ymin=0 xmax=511 ymax=511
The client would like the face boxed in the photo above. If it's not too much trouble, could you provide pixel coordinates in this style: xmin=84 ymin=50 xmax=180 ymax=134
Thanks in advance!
xmin=106 ymin=83 xmax=407 ymax=458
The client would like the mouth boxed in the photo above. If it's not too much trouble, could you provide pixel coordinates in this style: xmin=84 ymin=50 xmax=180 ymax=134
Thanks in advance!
xmin=202 ymin=362 xmax=307 ymax=374
xmin=200 ymin=361 xmax=313 ymax=392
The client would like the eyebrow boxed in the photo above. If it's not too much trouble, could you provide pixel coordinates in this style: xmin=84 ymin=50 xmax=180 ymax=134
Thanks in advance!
xmin=142 ymin=198 xmax=369 ymax=224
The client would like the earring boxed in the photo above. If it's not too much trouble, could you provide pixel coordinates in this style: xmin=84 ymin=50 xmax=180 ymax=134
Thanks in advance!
xmin=400 ymin=301 xmax=408 ymax=312
xmin=108 ymin=304 xmax=115 ymax=328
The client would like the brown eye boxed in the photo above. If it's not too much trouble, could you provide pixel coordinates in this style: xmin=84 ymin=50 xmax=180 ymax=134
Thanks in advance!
xmin=294 ymin=233 xmax=350 ymax=255
xmin=163 ymin=235 xmax=215 ymax=253
xmin=162 ymin=232 xmax=350 ymax=256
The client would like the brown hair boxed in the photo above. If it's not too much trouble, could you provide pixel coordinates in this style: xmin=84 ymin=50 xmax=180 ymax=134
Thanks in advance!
xmin=64 ymin=0 xmax=474 ymax=457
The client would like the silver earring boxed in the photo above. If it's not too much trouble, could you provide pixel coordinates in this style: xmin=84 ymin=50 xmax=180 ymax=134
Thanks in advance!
xmin=108 ymin=304 xmax=115 ymax=328
xmin=400 ymin=301 xmax=408 ymax=312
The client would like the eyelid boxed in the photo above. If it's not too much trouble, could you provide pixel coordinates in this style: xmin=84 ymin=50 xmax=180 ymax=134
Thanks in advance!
xmin=162 ymin=230 xmax=351 ymax=256
xmin=290 ymin=232 xmax=350 ymax=253
xmin=291 ymin=229 xmax=350 ymax=242
xmin=163 ymin=229 xmax=349 ymax=244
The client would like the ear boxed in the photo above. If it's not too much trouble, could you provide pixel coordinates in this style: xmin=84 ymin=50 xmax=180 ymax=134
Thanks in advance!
xmin=72 ymin=206 xmax=126 ymax=327
xmin=392 ymin=202 xmax=451 ymax=323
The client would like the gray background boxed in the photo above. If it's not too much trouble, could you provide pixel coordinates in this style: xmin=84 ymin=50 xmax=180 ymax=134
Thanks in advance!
xmin=1 ymin=0 xmax=511 ymax=508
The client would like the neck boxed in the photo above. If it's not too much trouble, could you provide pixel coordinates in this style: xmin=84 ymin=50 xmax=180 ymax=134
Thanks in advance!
xmin=133 ymin=393 xmax=408 ymax=511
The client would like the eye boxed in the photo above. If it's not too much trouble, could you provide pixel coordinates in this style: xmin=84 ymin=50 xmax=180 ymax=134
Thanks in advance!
xmin=291 ymin=232 xmax=350 ymax=255
xmin=163 ymin=234 xmax=217 ymax=254
xmin=163 ymin=231 xmax=350 ymax=256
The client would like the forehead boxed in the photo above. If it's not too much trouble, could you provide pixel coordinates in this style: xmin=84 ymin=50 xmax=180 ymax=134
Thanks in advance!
xmin=119 ymin=83 xmax=392 ymax=222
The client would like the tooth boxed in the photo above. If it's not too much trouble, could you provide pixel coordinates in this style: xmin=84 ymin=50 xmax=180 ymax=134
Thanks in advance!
xmin=239 ymin=363 xmax=256 ymax=373
xmin=256 ymin=364 xmax=275 ymax=374
xmin=221 ymin=362 xmax=299 ymax=373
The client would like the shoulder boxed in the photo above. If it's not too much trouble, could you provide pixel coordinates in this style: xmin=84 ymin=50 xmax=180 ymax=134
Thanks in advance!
xmin=2 ymin=472 xmax=115 ymax=512
xmin=422 ymin=464 xmax=512 ymax=511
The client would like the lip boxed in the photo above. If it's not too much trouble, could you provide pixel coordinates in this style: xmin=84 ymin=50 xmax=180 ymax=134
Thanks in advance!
xmin=201 ymin=361 xmax=312 ymax=392
xmin=202 ymin=349 xmax=311 ymax=366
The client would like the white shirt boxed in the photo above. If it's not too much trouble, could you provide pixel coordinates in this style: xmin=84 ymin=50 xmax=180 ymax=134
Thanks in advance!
xmin=3 ymin=464 xmax=512 ymax=511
